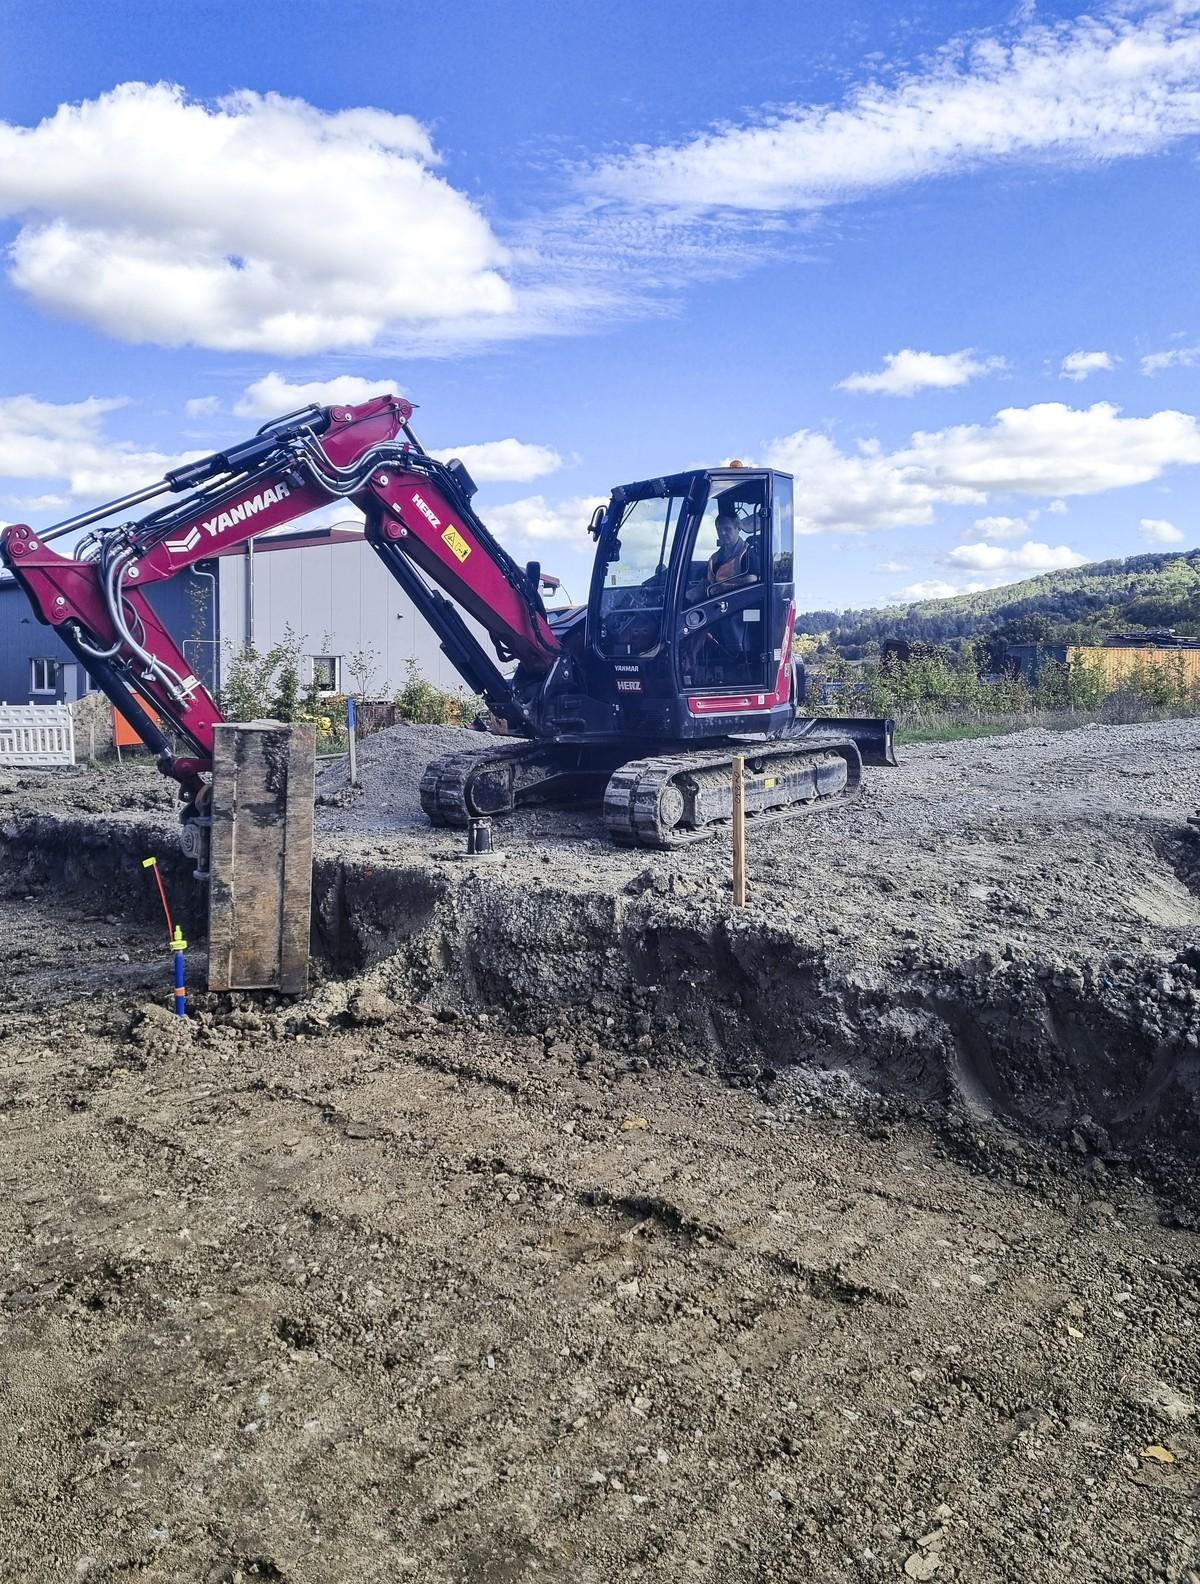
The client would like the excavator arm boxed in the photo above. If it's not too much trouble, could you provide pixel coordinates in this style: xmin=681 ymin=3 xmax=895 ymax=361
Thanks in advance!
xmin=0 ymin=396 xmax=563 ymax=800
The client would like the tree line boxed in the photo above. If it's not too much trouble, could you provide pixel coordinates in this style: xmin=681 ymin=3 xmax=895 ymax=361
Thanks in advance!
xmin=797 ymin=549 xmax=1200 ymax=658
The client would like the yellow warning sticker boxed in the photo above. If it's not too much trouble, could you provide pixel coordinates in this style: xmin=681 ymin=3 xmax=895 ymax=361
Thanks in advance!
xmin=442 ymin=523 xmax=472 ymax=562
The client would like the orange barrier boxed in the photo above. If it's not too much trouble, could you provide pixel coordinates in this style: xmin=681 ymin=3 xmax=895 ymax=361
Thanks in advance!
xmin=113 ymin=701 xmax=162 ymax=748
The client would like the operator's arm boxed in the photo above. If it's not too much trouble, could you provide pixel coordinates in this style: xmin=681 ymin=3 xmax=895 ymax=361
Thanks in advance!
xmin=709 ymin=574 xmax=760 ymax=594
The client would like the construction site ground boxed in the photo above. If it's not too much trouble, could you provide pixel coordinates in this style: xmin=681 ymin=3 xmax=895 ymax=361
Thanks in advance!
xmin=1 ymin=717 xmax=1199 ymax=1582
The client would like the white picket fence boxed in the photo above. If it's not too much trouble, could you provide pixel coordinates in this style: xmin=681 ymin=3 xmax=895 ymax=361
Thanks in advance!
xmin=0 ymin=703 xmax=76 ymax=767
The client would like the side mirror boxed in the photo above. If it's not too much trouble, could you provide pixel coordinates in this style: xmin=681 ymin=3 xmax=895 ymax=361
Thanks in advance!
xmin=587 ymin=504 xmax=606 ymax=540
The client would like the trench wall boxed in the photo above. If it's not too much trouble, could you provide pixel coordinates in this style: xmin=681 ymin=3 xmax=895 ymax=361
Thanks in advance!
xmin=3 ymin=811 xmax=1198 ymax=1159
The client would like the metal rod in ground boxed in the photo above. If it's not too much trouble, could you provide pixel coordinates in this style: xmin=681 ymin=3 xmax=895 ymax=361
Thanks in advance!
xmin=731 ymin=753 xmax=747 ymax=907
xmin=172 ymin=925 xmax=188 ymax=1017
xmin=347 ymin=695 xmax=359 ymax=787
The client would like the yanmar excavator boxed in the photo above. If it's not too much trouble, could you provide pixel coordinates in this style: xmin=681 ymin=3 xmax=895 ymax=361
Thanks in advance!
xmin=0 ymin=395 xmax=894 ymax=862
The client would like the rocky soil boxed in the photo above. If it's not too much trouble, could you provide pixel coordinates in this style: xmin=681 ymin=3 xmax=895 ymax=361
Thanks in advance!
xmin=0 ymin=892 xmax=1198 ymax=1583
xmin=1 ymin=720 xmax=1199 ymax=1580
xmin=13 ymin=713 xmax=1200 ymax=970
xmin=311 ymin=714 xmax=1200 ymax=971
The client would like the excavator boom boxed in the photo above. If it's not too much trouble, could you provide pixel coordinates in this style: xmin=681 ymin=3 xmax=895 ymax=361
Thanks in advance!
xmin=0 ymin=396 xmax=561 ymax=796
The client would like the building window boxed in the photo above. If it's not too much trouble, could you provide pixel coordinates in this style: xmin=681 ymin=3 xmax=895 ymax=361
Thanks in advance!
xmin=311 ymin=655 xmax=341 ymax=692
xmin=30 ymin=658 xmax=57 ymax=695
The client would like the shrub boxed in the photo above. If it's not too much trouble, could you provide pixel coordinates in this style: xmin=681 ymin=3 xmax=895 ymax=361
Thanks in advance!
xmin=806 ymin=640 xmax=1200 ymax=734
xmin=394 ymin=658 xmax=481 ymax=726
xmin=220 ymin=626 xmax=345 ymax=749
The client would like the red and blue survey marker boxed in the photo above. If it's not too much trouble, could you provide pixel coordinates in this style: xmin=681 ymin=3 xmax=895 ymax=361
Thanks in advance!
xmin=142 ymin=855 xmax=188 ymax=1016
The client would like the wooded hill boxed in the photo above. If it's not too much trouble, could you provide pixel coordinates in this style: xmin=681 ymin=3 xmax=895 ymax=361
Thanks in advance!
xmin=798 ymin=548 xmax=1200 ymax=657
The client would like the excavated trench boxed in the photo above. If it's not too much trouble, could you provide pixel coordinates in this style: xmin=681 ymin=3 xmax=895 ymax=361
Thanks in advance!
xmin=4 ymin=809 xmax=1199 ymax=1163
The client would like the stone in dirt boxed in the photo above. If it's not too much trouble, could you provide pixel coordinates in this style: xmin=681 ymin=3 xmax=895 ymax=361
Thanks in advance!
xmin=904 ymin=1551 xmax=941 ymax=1579
xmin=346 ymin=987 xmax=396 ymax=1026
xmin=1144 ymin=1380 xmax=1196 ymax=1425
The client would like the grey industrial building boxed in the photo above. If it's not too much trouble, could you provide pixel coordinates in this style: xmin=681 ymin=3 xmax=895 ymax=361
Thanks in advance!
xmin=0 ymin=523 xmax=487 ymax=707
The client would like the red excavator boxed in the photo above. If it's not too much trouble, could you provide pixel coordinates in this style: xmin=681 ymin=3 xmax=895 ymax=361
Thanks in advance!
xmin=0 ymin=395 xmax=894 ymax=862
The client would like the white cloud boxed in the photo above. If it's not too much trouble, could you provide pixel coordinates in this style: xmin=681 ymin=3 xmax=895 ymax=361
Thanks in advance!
xmin=588 ymin=10 xmax=1200 ymax=212
xmin=237 ymin=378 xmax=560 ymax=480
xmin=874 ymin=559 xmax=912 ymax=573
xmin=9 ymin=492 xmax=70 ymax=512
xmin=1046 ymin=498 xmax=1069 ymax=514
xmin=184 ymin=395 xmax=220 ymax=418
xmin=1140 ymin=516 xmax=1184 ymax=544
xmin=1060 ymin=350 xmax=1115 ymax=381
xmin=429 ymin=439 xmax=562 ymax=484
xmin=896 ymin=578 xmax=994 ymax=601
xmin=963 ymin=514 xmax=1031 ymax=541
xmin=233 ymin=372 xmax=405 ymax=418
xmin=896 ymin=401 xmax=1200 ymax=497
xmin=485 ymin=494 xmax=606 ymax=547
xmin=763 ymin=401 xmax=1200 ymax=535
xmin=839 ymin=348 xmax=1004 ymax=397
xmin=0 ymin=83 xmax=513 ymax=354
xmin=762 ymin=430 xmax=979 ymax=534
xmin=945 ymin=540 xmax=1087 ymax=572
xmin=0 ymin=392 xmax=203 ymax=502
xmin=1142 ymin=344 xmax=1200 ymax=375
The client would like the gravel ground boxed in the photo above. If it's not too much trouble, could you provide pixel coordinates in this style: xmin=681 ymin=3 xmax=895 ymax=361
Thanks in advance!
xmin=2 ymin=721 xmax=1200 ymax=1581
xmin=309 ymin=716 xmax=1200 ymax=970
xmin=11 ymin=716 xmax=1200 ymax=976
xmin=0 ymin=891 xmax=1197 ymax=1583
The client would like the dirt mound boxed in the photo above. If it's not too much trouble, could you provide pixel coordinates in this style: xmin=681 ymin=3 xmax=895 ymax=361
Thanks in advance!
xmin=9 ymin=718 xmax=1200 ymax=1158
xmin=315 ymin=718 xmax=488 ymax=831
xmin=0 ymin=762 xmax=177 ymax=817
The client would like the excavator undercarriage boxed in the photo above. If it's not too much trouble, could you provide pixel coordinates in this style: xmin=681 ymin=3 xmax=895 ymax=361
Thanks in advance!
xmin=418 ymin=732 xmax=866 ymax=849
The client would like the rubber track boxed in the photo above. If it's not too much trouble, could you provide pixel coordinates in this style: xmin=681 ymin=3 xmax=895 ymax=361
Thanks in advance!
xmin=419 ymin=741 xmax=548 ymax=827
xmin=603 ymin=740 xmax=861 ymax=849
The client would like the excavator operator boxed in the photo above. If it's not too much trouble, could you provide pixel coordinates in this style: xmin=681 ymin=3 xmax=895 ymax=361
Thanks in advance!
xmin=706 ymin=511 xmax=759 ymax=595
xmin=684 ymin=511 xmax=761 ymax=681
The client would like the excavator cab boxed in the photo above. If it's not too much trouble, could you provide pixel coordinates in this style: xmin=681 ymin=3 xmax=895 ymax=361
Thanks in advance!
xmin=575 ymin=467 xmax=797 ymax=742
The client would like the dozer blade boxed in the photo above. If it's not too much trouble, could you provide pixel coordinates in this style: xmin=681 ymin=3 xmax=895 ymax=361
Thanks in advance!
xmin=796 ymin=715 xmax=897 ymax=767
xmin=603 ymin=738 xmax=863 ymax=849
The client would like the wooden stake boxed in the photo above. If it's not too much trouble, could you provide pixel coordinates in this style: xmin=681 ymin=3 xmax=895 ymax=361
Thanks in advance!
xmin=731 ymin=752 xmax=747 ymax=908
xmin=347 ymin=695 xmax=359 ymax=787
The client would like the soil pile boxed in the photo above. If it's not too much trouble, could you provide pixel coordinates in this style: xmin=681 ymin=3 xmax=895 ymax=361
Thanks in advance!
xmin=315 ymin=718 xmax=488 ymax=830
xmin=8 ymin=720 xmax=1200 ymax=1156
xmin=312 ymin=717 xmax=1200 ymax=973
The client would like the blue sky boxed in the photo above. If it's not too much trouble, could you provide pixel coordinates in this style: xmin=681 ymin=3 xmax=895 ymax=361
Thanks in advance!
xmin=3 ymin=0 xmax=1200 ymax=611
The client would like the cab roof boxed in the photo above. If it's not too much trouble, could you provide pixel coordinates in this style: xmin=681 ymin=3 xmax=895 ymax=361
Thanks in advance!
xmin=610 ymin=467 xmax=792 ymax=504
